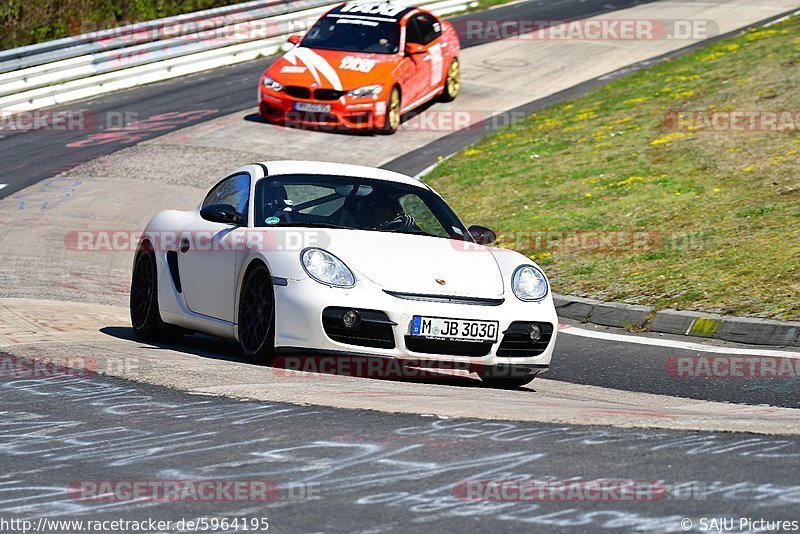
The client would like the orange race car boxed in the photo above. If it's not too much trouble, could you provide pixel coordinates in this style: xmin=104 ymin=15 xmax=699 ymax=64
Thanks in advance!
xmin=258 ymin=1 xmax=461 ymax=133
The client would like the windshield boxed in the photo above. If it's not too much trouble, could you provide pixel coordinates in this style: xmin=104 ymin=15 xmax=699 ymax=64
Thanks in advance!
xmin=254 ymin=174 xmax=469 ymax=240
xmin=301 ymin=15 xmax=400 ymax=54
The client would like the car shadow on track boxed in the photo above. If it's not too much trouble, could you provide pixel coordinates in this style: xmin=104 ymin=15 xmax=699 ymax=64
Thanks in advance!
xmin=243 ymin=99 xmax=439 ymax=136
xmin=101 ymin=326 xmax=536 ymax=391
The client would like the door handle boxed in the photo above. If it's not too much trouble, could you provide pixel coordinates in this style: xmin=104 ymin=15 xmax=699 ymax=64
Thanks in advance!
xmin=179 ymin=237 xmax=190 ymax=253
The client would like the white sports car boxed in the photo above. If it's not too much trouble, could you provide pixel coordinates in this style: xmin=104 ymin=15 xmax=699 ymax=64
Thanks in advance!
xmin=130 ymin=161 xmax=557 ymax=387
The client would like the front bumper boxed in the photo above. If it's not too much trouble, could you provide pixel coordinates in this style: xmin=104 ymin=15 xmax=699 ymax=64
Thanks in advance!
xmin=259 ymin=87 xmax=388 ymax=130
xmin=271 ymin=276 xmax=557 ymax=370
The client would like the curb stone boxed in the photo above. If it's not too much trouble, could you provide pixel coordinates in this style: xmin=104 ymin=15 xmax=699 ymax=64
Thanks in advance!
xmin=554 ymin=294 xmax=800 ymax=348
xmin=588 ymin=301 xmax=653 ymax=329
xmin=715 ymin=317 xmax=800 ymax=347
xmin=553 ymin=295 xmax=652 ymax=328
xmin=650 ymin=309 xmax=724 ymax=337
xmin=552 ymin=295 xmax=602 ymax=321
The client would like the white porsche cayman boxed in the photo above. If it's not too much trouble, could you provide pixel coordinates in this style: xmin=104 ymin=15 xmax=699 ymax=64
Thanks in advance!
xmin=130 ymin=161 xmax=557 ymax=387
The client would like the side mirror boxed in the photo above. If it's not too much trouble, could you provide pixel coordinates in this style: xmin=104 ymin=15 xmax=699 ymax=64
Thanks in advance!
xmin=287 ymin=34 xmax=302 ymax=45
xmin=468 ymin=225 xmax=497 ymax=245
xmin=404 ymin=42 xmax=426 ymax=56
xmin=200 ymin=204 xmax=245 ymax=226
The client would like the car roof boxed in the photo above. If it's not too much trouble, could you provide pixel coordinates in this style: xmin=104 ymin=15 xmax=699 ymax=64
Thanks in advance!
xmin=325 ymin=1 xmax=416 ymax=23
xmin=258 ymin=160 xmax=427 ymax=188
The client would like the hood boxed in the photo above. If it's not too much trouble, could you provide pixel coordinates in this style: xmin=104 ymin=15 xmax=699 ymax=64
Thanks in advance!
xmin=324 ymin=230 xmax=505 ymax=297
xmin=267 ymin=46 xmax=401 ymax=91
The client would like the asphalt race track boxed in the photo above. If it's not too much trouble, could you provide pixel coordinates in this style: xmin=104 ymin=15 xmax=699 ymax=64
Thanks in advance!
xmin=2 ymin=0 xmax=800 ymax=531
xmin=0 ymin=0 xmax=660 ymax=199
xmin=1 ymin=0 xmax=798 ymax=404
xmin=1 ymin=367 xmax=799 ymax=533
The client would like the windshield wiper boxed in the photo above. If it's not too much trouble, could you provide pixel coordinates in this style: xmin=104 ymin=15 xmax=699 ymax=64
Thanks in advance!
xmin=272 ymin=222 xmax=351 ymax=229
xmin=385 ymin=227 xmax=439 ymax=238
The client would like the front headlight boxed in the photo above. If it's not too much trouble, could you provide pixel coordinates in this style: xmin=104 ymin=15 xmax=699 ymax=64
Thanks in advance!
xmin=512 ymin=265 xmax=549 ymax=301
xmin=262 ymin=75 xmax=284 ymax=91
xmin=301 ymin=248 xmax=355 ymax=288
xmin=347 ymin=84 xmax=383 ymax=98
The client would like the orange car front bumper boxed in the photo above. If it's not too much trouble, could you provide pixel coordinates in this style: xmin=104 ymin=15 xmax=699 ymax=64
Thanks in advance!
xmin=259 ymin=87 xmax=389 ymax=131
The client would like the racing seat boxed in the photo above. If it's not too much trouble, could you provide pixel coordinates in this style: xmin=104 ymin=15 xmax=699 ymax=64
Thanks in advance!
xmin=262 ymin=183 xmax=294 ymax=223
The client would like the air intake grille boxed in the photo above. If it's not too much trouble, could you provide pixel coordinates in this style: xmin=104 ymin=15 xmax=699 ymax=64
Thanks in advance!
xmin=322 ymin=307 xmax=395 ymax=349
xmin=314 ymin=89 xmax=345 ymax=100
xmin=496 ymin=322 xmax=554 ymax=357
xmin=285 ymin=86 xmax=311 ymax=98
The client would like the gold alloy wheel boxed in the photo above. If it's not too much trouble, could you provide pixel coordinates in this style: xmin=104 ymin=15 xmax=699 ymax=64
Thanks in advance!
xmin=387 ymin=88 xmax=401 ymax=130
xmin=447 ymin=60 xmax=460 ymax=97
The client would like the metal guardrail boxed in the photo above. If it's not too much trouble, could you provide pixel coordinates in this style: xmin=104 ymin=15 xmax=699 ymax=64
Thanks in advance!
xmin=0 ymin=0 xmax=477 ymax=111
xmin=0 ymin=0 xmax=291 ymax=72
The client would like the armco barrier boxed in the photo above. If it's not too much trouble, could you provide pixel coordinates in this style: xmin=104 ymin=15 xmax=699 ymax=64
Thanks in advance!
xmin=0 ymin=0 xmax=291 ymax=72
xmin=0 ymin=0 xmax=477 ymax=111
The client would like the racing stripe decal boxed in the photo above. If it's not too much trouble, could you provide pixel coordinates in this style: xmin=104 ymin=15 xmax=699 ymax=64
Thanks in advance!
xmin=284 ymin=47 xmax=343 ymax=91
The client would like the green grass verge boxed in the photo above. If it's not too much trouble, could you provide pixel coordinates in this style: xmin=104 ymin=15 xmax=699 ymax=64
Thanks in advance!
xmin=425 ymin=18 xmax=800 ymax=320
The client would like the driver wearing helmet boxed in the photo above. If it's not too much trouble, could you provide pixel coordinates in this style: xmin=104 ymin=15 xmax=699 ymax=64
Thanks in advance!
xmin=361 ymin=194 xmax=416 ymax=230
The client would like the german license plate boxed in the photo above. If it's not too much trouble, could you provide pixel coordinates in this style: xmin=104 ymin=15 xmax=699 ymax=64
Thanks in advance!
xmin=294 ymin=102 xmax=331 ymax=112
xmin=411 ymin=316 xmax=498 ymax=343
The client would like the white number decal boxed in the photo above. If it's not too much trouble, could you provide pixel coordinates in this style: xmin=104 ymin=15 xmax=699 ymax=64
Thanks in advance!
xmin=340 ymin=2 xmax=406 ymax=17
xmin=428 ymin=43 xmax=443 ymax=86
xmin=340 ymin=56 xmax=378 ymax=73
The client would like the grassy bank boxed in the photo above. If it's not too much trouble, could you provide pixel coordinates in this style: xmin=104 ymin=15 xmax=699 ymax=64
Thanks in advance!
xmin=426 ymin=18 xmax=800 ymax=320
xmin=1 ymin=0 xmax=246 ymax=50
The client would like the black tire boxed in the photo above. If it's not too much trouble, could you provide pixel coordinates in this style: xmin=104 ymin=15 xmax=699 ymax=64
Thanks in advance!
xmin=237 ymin=264 xmax=276 ymax=363
xmin=479 ymin=366 xmax=537 ymax=389
xmin=439 ymin=58 xmax=460 ymax=103
xmin=379 ymin=86 xmax=401 ymax=134
xmin=130 ymin=248 xmax=183 ymax=343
